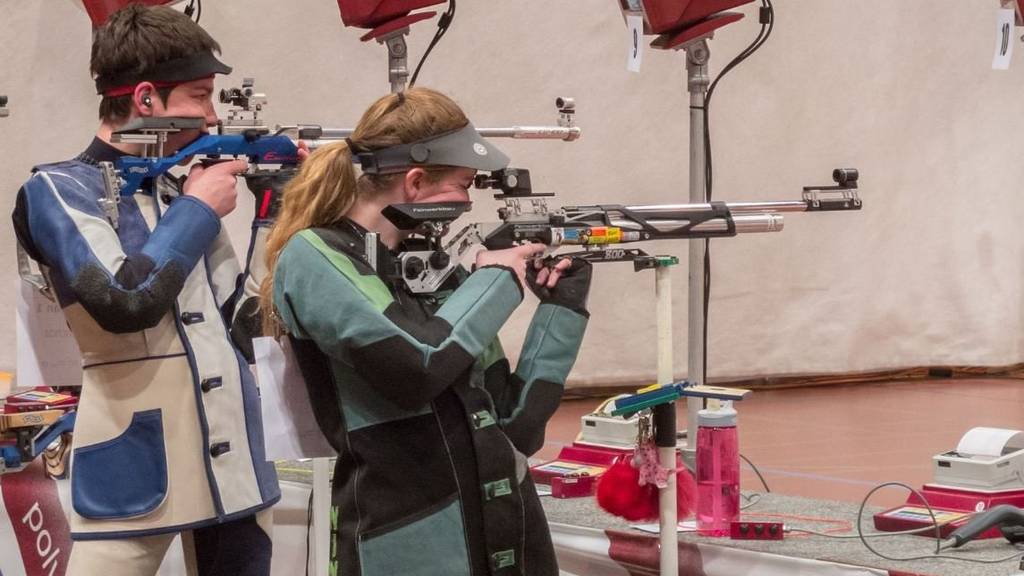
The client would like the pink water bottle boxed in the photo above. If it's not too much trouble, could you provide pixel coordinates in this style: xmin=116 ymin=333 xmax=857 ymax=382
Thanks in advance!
xmin=696 ymin=401 xmax=740 ymax=536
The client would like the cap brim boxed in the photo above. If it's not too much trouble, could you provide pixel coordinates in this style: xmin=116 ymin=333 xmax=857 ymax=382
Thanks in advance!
xmin=95 ymin=51 xmax=233 ymax=95
xmin=208 ymin=55 xmax=233 ymax=76
xmin=355 ymin=123 xmax=511 ymax=174
xmin=425 ymin=124 xmax=509 ymax=172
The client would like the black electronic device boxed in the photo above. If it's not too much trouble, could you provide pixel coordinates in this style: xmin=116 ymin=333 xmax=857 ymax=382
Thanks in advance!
xmin=942 ymin=505 xmax=1024 ymax=549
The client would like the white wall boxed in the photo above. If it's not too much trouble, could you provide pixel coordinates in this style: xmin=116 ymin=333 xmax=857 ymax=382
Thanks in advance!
xmin=2 ymin=1 xmax=1023 ymax=387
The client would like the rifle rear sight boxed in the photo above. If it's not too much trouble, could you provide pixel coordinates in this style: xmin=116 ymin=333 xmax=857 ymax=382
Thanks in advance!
xmin=831 ymin=168 xmax=858 ymax=187
xmin=473 ymin=168 xmax=548 ymax=198
xmin=219 ymin=78 xmax=265 ymax=111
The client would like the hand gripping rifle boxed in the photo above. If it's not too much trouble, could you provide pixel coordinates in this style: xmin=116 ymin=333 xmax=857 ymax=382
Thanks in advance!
xmin=98 ymin=116 xmax=301 ymax=228
xmin=381 ymin=167 xmax=862 ymax=293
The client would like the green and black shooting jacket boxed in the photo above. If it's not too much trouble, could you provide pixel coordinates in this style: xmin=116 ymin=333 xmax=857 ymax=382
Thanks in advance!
xmin=272 ymin=221 xmax=589 ymax=576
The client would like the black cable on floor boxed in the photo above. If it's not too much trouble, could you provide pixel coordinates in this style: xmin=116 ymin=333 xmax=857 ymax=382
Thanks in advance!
xmin=305 ymin=488 xmax=313 ymax=576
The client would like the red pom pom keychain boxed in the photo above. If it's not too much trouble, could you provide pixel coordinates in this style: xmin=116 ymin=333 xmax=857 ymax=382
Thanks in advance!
xmin=596 ymin=410 xmax=697 ymax=522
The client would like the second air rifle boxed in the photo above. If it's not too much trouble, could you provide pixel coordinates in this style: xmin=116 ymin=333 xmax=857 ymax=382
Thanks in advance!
xmin=380 ymin=167 xmax=862 ymax=293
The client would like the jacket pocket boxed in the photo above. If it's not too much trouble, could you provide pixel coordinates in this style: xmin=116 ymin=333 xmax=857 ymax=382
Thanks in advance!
xmin=359 ymin=497 xmax=471 ymax=576
xmin=72 ymin=409 xmax=168 ymax=520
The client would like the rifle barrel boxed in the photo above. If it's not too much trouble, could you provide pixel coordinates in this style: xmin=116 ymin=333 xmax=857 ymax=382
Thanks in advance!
xmin=295 ymin=126 xmax=581 ymax=148
xmin=475 ymin=127 xmax=581 ymax=141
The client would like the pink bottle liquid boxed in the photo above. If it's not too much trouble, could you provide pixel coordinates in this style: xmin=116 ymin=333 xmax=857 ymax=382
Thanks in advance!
xmin=696 ymin=402 xmax=740 ymax=537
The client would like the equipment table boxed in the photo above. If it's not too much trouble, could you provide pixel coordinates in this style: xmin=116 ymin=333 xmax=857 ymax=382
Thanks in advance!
xmin=542 ymin=492 xmax=1022 ymax=576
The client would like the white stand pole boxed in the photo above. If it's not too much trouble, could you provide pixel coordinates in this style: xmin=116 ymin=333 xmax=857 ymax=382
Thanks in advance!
xmin=312 ymin=457 xmax=331 ymax=576
xmin=683 ymin=39 xmax=711 ymax=473
xmin=655 ymin=264 xmax=678 ymax=576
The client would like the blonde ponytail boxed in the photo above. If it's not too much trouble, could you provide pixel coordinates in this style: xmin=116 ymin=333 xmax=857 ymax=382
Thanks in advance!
xmin=260 ymin=87 xmax=471 ymax=334
xmin=259 ymin=141 xmax=358 ymax=333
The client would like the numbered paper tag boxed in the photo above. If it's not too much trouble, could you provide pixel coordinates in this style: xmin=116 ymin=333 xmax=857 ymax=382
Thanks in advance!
xmin=15 ymin=281 xmax=82 ymax=388
xmin=994 ymin=8 xmax=1016 ymax=70
xmin=253 ymin=336 xmax=335 ymax=460
xmin=627 ymin=13 xmax=644 ymax=73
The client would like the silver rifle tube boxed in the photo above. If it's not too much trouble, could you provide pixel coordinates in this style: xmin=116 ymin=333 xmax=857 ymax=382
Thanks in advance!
xmin=301 ymin=139 xmax=346 ymax=150
xmin=291 ymin=126 xmax=581 ymax=147
xmin=608 ymin=213 xmax=784 ymax=235
xmin=314 ymin=128 xmax=352 ymax=139
xmin=625 ymin=200 xmax=809 ymax=215
xmin=474 ymin=126 xmax=582 ymax=141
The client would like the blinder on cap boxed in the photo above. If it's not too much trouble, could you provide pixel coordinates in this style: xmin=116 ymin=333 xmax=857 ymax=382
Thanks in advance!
xmin=356 ymin=123 xmax=510 ymax=175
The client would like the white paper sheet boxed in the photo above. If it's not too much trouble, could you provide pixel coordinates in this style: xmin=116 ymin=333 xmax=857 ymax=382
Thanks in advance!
xmin=14 ymin=281 xmax=82 ymax=389
xmin=956 ymin=427 xmax=1022 ymax=457
xmin=626 ymin=14 xmax=644 ymax=73
xmin=253 ymin=336 xmax=335 ymax=460
xmin=993 ymin=8 xmax=1016 ymax=69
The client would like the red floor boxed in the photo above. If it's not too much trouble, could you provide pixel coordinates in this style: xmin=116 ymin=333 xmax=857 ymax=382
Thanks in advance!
xmin=536 ymin=378 xmax=1024 ymax=508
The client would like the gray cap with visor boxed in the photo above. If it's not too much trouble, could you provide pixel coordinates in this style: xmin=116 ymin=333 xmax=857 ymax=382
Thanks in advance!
xmin=354 ymin=123 xmax=510 ymax=175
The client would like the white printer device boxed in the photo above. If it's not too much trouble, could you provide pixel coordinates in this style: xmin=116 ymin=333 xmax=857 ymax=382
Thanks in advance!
xmin=933 ymin=427 xmax=1024 ymax=491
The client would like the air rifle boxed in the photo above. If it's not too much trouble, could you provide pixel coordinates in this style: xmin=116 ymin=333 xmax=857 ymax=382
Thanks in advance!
xmin=381 ymin=167 xmax=862 ymax=293
xmin=98 ymin=116 xmax=301 ymax=228
xmin=110 ymin=117 xmax=300 ymax=197
xmin=97 ymin=77 xmax=581 ymax=228
xmin=221 ymin=78 xmax=581 ymax=146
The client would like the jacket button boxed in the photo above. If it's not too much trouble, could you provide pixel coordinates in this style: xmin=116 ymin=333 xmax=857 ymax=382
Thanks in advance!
xmin=201 ymin=377 xmax=223 ymax=393
xmin=210 ymin=442 xmax=231 ymax=457
xmin=181 ymin=312 xmax=205 ymax=325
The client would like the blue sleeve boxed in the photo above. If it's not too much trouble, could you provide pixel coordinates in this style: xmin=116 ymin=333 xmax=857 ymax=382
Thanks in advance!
xmin=18 ymin=169 xmax=220 ymax=333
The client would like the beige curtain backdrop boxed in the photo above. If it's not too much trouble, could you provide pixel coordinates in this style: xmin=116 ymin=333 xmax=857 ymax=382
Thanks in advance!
xmin=1 ymin=1 xmax=1022 ymax=388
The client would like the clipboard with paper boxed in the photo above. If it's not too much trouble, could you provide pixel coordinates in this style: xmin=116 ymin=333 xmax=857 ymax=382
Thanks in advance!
xmin=252 ymin=336 xmax=335 ymax=460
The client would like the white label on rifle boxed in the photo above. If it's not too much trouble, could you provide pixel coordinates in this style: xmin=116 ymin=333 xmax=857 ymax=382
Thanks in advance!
xmin=627 ymin=14 xmax=644 ymax=73
xmin=993 ymin=8 xmax=1015 ymax=70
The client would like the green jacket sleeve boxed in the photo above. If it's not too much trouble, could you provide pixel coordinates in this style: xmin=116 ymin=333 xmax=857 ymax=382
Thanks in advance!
xmin=273 ymin=230 xmax=523 ymax=411
xmin=497 ymin=302 xmax=588 ymax=455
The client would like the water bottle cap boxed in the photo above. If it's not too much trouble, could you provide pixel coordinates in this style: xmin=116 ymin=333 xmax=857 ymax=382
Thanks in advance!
xmin=697 ymin=402 xmax=737 ymax=427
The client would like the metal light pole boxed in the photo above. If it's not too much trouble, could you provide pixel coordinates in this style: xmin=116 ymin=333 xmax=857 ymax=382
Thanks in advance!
xmin=683 ymin=39 xmax=711 ymax=472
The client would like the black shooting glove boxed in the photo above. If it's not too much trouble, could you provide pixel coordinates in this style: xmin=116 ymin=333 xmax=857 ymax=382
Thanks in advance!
xmin=526 ymin=256 xmax=593 ymax=317
xmin=243 ymin=168 xmax=297 ymax=222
